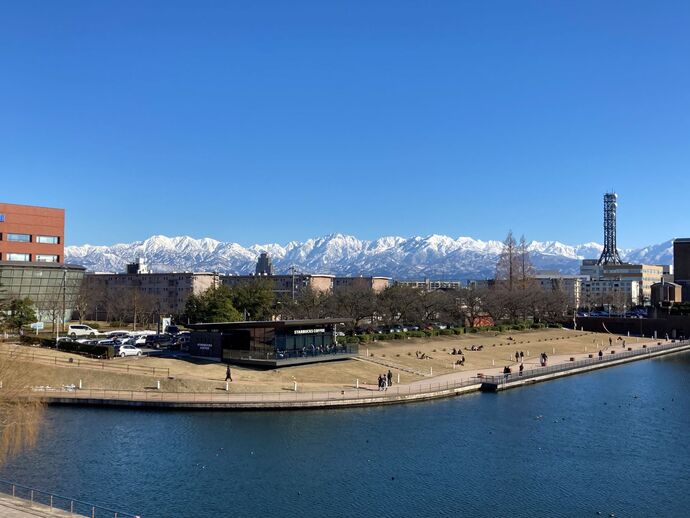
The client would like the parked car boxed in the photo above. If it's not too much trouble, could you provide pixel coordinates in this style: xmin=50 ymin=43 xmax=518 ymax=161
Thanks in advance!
xmin=68 ymin=324 xmax=99 ymax=338
xmin=98 ymin=339 xmax=123 ymax=347
xmin=115 ymin=344 xmax=143 ymax=357
xmin=145 ymin=334 xmax=173 ymax=349
xmin=105 ymin=330 xmax=130 ymax=338
xmin=128 ymin=334 xmax=148 ymax=345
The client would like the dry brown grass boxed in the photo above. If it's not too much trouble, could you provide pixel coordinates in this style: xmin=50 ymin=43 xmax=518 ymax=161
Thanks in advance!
xmin=361 ymin=328 xmax=621 ymax=375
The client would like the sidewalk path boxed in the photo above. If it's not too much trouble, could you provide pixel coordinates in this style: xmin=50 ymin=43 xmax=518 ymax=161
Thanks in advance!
xmin=0 ymin=494 xmax=72 ymax=517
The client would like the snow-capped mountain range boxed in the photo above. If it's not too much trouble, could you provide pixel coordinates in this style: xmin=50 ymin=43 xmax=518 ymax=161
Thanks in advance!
xmin=64 ymin=234 xmax=675 ymax=280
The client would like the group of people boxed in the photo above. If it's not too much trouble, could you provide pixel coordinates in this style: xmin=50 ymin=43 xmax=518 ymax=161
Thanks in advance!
xmin=539 ymin=351 xmax=548 ymax=367
xmin=298 ymin=344 xmax=348 ymax=358
xmin=415 ymin=350 xmax=432 ymax=359
xmin=378 ymin=370 xmax=393 ymax=391
xmin=465 ymin=344 xmax=484 ymax=351
xmin=514 ymin=351 xmax=525 ymax=363
xmin=449 ymin=348 xmax=466 ymax=365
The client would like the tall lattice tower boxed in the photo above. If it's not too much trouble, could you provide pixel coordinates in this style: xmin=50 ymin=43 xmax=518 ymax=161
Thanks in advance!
xmin=597 ymin=192 xmax=623 ymax=265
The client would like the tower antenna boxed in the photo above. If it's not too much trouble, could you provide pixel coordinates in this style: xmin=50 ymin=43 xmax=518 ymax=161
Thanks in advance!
xmin=597 ymin=192 xmax=623 ymax=265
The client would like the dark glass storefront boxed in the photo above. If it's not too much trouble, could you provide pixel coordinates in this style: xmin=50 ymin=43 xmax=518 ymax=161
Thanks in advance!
xmin=188 ymin=319 xmax=356 ymax=367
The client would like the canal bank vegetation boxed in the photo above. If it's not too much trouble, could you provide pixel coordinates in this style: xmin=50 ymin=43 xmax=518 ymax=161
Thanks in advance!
xmin=0 ymin=348 xmax=42 ymax=467
xmin=0 ymin=289 xmax=43 ymax=466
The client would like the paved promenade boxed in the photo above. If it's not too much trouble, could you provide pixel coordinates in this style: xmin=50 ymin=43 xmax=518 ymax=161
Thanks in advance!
xmin=0 ymin=494 xmax=72 ymax=517
xmin=30 ymin=335 xmax=689 ymax=410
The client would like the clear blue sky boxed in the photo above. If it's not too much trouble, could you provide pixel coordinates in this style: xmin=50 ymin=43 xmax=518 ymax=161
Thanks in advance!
xmin=1 ymin=1 xmax=688 ymax=248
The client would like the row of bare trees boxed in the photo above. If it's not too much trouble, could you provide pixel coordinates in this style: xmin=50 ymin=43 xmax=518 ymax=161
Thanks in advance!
xmin=74 ymin=282 xmax=165 ymax=327
xmin=279 ymin=281 xmax=574 ymax=332
xmin=279 ymin=231 xmax=575 ymax=331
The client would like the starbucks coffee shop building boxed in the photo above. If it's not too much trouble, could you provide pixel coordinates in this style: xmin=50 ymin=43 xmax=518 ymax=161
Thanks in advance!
xmin=187 ymin=318 xmax=356 ymax=367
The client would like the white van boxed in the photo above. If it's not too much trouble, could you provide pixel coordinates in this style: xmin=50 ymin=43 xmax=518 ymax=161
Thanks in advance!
xmin=67 ymin=324 xmax=99 ymax=338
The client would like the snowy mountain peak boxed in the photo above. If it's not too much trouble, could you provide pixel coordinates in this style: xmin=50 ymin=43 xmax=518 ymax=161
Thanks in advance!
xmin=65 ymin=234 xmax=673 ymax=280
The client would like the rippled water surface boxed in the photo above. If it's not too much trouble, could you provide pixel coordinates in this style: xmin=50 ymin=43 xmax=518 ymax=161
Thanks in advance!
xmin=2 ymin=353 xmax=690 ymax=517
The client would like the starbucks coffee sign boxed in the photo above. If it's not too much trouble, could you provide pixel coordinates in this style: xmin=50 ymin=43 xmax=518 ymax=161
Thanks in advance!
xmin=293 ymin=328 xmax=326 ymax=335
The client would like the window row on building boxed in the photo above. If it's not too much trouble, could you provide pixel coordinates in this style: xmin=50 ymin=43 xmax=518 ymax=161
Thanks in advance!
xmin=0 ymin=253 xmax=60 ymax=262
xmin=0 ymin=233 xmax=60 ymax=244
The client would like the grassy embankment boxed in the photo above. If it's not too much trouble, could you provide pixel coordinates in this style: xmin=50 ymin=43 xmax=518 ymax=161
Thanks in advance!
xmin=2 ymin=328 xmax=623 ymax=393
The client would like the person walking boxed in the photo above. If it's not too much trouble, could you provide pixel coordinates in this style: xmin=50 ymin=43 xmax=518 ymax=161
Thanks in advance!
xmin=225 ymin=365 xmax=232 ymax=382
xmin=515 ymin=351 xmax=520 ymax=363
xmin=387 ymin=370 xmax=393 ymax=387
xmin=519 ymin=351 xmax=524 ymax=362
xmin=519 ymin=363 xmax=524 ymax=376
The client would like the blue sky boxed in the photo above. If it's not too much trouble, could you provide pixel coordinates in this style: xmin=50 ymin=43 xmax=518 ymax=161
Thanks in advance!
xmin=1 ymin=1 xmax=688 ymax=248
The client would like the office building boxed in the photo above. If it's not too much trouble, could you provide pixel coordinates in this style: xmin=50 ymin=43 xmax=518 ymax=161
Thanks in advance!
xmin=0 ymin=202 xmax=84 ymax=322
xmin=534 ymin=274 xmax=586 ymax=308
xmin=674 ymin=238 xmax=690 ymax=301
xmin=580 ymin=261 xmax=664 ymax=306
xmin=254 ymin=252 xmax=274 ymax=276
xmin=580 ymin=279 xmax=640 ymax=307
xmin=0 ymin=202 xmax=65 ymax=263
xmin=650 ymin=281 xmax=683 ymax=306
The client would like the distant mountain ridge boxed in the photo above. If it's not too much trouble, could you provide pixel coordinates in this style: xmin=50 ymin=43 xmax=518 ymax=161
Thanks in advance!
xmin=64 ymin=234 xmax=674 ymax=280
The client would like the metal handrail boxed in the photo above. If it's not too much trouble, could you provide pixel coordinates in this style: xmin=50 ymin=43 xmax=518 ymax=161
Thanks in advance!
xmin=0 ymin=478 xmax=139 ymax=517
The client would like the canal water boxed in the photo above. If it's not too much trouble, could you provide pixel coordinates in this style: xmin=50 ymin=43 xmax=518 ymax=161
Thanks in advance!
xmin=2 ymin=352 xmax=690 ymax=518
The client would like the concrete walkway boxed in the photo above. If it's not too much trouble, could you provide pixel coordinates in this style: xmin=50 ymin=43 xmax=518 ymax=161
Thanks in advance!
xmin=0 ymin=494 xmax=72 ymax=517
xmin=406 ymin=333 xmax=661 ymax=388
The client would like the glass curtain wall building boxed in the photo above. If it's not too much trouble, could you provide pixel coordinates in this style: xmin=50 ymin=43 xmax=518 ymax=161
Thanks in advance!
xmin=0 ymin=262 xmax=85 ymax=322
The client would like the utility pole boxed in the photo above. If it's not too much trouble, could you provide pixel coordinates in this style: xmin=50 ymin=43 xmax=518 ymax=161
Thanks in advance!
xmin=61 ymin=268 xmax=66 ymax=332
xmin=289 ymin=265 xmax=297 ymax=301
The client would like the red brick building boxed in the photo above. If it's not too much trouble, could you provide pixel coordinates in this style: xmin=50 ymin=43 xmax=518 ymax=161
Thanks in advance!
xmin=0 ymin=202 xmax=65 ymax=263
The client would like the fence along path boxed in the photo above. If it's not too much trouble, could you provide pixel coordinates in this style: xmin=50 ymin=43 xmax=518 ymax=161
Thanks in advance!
xmin=0 ymin=478 xmax=140 ymax=518
xmin=30 ymin=375 xmax=482 ymax=407
xmin=0 ymin=347 xmax=169 ymax=377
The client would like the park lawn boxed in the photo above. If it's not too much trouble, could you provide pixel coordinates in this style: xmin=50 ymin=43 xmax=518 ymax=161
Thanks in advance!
xmin=361 ymin=328 xmax=629 ymax=376
xmin=2 ymin=329 xmax=637 ymax=393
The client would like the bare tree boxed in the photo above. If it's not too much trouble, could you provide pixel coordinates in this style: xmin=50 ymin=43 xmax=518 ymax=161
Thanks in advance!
xmin=495 ymin=231 xmax=520 ymax=291
xmin=283 ymin=288 xmax=332 ymax=319
xmin=376 ymin=285 xmax=420 ymax=326
xmin=331 ymin=285 xmax=377 ymax=332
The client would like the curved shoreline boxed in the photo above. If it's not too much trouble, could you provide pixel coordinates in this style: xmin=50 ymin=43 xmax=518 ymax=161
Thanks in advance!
xmin=32 ymin=341 xmax=690 ymax=410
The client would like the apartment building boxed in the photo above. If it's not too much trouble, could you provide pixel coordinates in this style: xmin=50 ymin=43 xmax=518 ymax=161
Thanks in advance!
xmin=221 ymin=274 xmax=390 ymax=298
xmin=394 ymin=279 xmax=464 ymax=291
xmin=83 ymin=272 xmax=219 ymax=321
